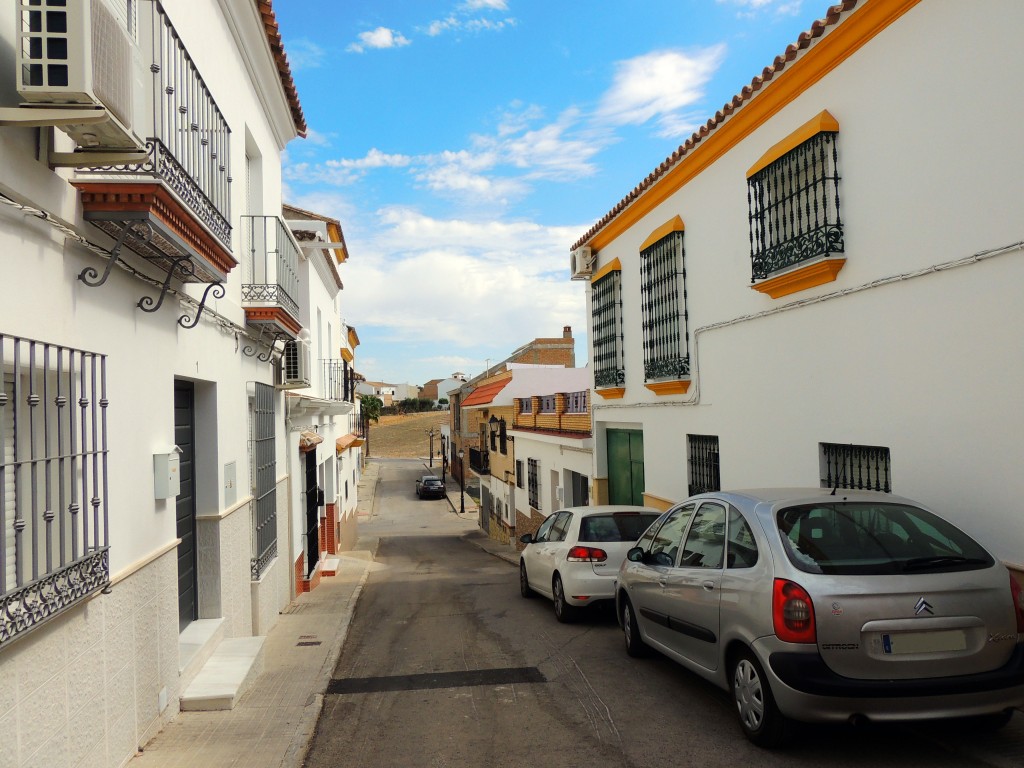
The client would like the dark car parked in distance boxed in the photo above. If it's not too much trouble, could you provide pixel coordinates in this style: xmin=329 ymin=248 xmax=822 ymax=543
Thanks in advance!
xmin=416 ymin=475 xmax=446 ymax=500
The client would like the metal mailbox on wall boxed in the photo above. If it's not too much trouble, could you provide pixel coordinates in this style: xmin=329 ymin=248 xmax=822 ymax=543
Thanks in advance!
xmin=154 ymin=446 xmax=183 ymax=499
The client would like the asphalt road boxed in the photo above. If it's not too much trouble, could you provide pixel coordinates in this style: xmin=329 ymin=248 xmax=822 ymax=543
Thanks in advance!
xmin=303 ymin=459 xmax=1021 ymax=768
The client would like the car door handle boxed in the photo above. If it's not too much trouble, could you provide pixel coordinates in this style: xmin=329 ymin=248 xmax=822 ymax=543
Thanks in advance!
xmin=658 ymin=578 xmax=668 ymax=588
xmin=702 ymin=581 xmax=715 ymax=591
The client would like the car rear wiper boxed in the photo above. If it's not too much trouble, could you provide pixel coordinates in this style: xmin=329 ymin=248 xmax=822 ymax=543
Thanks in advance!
xmin=902 ymin=555 xmax=989 ymax=571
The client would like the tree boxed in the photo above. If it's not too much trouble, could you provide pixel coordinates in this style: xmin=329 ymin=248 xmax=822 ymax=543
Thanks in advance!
xmin=359 ymin=395 xmax=383 ymax=457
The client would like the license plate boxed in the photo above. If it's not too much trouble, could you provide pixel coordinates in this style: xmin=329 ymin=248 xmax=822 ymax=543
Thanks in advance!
xmin=881 ymin=629 xmax=967 ymax=655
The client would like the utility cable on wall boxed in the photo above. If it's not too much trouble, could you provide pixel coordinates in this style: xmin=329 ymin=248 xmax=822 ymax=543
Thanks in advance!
xmin=593 ymin=239 xmax=1024 ymax=412
xmin=0 ymin=188 xmax=280 ymax=356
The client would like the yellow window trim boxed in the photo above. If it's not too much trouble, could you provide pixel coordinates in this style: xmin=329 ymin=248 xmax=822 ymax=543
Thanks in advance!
xmin=340 ymin=348 xmax=354 ymax=362
xmin=347 ymin=327 xmax=360 ymax=348
xmin=644 ymin=379 xmax=691 ymax=396
xmin=585 ymin=0 xmax=921 ymax=253
xmin=640 ymin=216 xmax=685 ymax=252
xmin=594 ymin=387 xmax=625 ymax=400
xmin=590 ymin=257 xmax=622 ymax=284
xmin=752 ymin=257 xmax=846 ymax=299
xmin=747 ymin=110 xmax=840 ymax=178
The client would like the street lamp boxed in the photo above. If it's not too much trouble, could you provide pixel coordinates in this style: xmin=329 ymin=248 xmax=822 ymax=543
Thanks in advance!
xmin=425 ymin=427 xmax=437 ymax=467
xmin=458 ymin=448 xmax=465 ymax=515
xmin=441 ymin=436 xmax=447 ymax=484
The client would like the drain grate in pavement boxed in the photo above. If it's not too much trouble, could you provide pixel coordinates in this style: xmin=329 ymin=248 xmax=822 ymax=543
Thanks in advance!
xmin=326 ymin=666 xmax=546 ymax=695
xmin=297 ymin=641 xmax=322 ymax=646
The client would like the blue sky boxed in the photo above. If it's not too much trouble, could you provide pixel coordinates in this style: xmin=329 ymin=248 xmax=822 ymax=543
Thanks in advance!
xmin=275 ymin=0 xmax=820 ymax=387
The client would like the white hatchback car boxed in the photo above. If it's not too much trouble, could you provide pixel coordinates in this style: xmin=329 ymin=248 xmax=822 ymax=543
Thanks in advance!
xmin=519 ymin=505 xmax=660 ymax=622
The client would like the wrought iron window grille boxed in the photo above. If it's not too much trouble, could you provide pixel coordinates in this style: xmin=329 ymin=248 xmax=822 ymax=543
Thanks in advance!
xmin=249 ymin=382 xmax=278 ymax=581
xmin=592 ymin=271 xmax=625 ymax=388
xmin=821 ymin=442 xmax=891 ymax=493
xmin=1 ymin=335 xmax=110 ymax=648
xmin=640 ymin=232 xmax=689 ymax=381
xmin=687 ymin=434 xmax=721 ymax=496
xmin=527 ymin=458 xmax=540 ymax=510
xmin=748 ymin=131 xmax=843 ymax=281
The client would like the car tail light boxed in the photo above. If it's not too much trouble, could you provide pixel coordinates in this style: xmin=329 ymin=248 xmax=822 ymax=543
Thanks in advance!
xmin=773 ymin=578 xmax=816 ymax=644
xmin=1010 ymin=573 xmax=1024 ymax=636
xmin=567 ymin=546 xmax=607 ymax=562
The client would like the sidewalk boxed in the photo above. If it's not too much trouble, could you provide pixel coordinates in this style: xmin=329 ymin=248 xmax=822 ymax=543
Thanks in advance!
xmin=131 ymin=462 xmax=382 ymax=768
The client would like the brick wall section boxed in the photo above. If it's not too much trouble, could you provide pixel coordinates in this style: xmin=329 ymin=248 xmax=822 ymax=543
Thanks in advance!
xmin=514 ymin=393 xmax=591 ymax=435
xmin=515 ymin=508 xmax=547 ymax=552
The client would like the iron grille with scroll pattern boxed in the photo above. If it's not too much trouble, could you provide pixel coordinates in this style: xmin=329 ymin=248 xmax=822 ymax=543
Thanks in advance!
xmin=748 ymin=131 xmax=843 ymax=281
xmin=592 ymin=270 xmax=624 ymax=388
xmin=640 ymin=230 xmax=689 ymax=381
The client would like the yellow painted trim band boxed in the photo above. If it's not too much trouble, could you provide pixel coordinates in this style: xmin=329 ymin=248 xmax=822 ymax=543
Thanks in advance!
xmin=340 ymin=347 xmax=354 ymax=362
xmin=747 ymin=110 xmax=840 ymax=178
xmin=642 ymin=493 xmax=676 ymax=512
xmin=752 ymin=258 xmax=846 ymax=299
xmin=640 ymin=215 xmax=685 ymax=252
xmin=644 ymin=379 xmax=691 ymax=396
xmin=587 ymin=0 xmax=922 ymax=253
xmin=595 ymin=387 xmax=625 ymax=400
xmin=590 ymin=257 xmax=622 ymax=284
xmin=348 ymin=328 xmax=360 ymax=348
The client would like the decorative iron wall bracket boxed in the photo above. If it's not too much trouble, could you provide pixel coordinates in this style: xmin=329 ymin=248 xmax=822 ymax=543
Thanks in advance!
xmin=138 ymin=255 xmax=194 ymax=313
xmin=242 ymin=327 xmax=288 ymax=362
xmin=78 ymin=221 xmax=155 ymax=288
xmin=179 ymin=282 xmax=225 ymax=329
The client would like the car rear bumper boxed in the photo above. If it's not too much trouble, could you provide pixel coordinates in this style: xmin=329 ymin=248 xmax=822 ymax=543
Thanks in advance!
xmin=757 ymin=641 xmax=1024 ymax=722
xmin=562 ymin=570 xmax=618 ymax=605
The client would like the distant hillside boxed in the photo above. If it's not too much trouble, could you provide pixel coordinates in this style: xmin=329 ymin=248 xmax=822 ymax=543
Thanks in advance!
xmin=366 ymin=410 xmax=449 ymax=459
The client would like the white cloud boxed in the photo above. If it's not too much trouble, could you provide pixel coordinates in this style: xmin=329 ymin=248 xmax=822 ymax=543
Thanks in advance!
xmin=284 ymin=149 xmax=412 ymax=186
xmin=596 ymin=47 xmax=726 ymax=136
xmin=320 ymin=208 xmax=591 ymax=382
xmin=286 ymin=39 xmax=326 ymax=70
xmin=460 ymin=0 xmax=508 ymax=10
xmin=347 ymin=27 xmax=411 ymax=53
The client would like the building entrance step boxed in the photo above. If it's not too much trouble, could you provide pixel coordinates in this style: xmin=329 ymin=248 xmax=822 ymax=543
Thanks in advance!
xmin=179 ymin=635 xmax=266 ymax=711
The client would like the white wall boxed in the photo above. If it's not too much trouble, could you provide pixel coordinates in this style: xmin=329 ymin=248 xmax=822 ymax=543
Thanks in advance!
xmin=587 ymin=0 xmax=1024 ymax=566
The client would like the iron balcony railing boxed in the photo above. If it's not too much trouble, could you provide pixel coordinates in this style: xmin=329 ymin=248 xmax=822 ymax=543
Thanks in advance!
xmin=322 ymin=360 xmax=355 ymax=403
xmin=76 ymin=1 xmax=232 ymax=247
xmin=0 ymin=335 xmax=110 ymax=648
xmin=240 ymin=216 xmax=301 ymax=320
xmin=469 ymin=447 xmax=489 ymax=475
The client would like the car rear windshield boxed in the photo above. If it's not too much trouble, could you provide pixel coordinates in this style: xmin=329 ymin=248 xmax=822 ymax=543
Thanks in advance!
xmin=424 ymin=479 xmax=443 ymax=486
xmin=776 ymin=502 xmax=994 ymax=575
xmin=579 ymin=513 xmax=660 ymax=543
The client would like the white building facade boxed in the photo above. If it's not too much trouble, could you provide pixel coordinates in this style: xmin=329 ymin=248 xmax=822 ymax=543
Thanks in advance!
xmin=0 ymin=2 xmax=349 ymax=766
xmin=573 ymin=0 xmax=1024 ymax=574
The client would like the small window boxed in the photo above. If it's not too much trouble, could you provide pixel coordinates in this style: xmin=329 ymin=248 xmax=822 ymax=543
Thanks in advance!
xmin=747 ymin=112 xmax=843 ymax=281
xmin=680 ymin=502 xmax=726 ymax=569
xmin=539 ymin=395 xmax=556 ymax=413
xmin=687 ymin=434 xmax=720 ymax=495
xmin=516 ymin=460 xmax=524 ymax=489
xmin=527 ymin=458 xmax=540 ymax=510
xmin=820 ymin=442 xmax=890 ymax=492
xmin=519 ymin=397 xmax=532 ymax=414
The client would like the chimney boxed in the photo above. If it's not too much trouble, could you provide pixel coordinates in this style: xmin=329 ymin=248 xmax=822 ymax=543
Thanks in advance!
xmin=563 ymin=325 xmax=572 ymax=339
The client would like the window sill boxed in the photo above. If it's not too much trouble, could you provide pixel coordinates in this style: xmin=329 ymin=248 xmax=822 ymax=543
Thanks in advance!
xmin=752 ymin=258 xmax=846 ymax=299
xmin=644 ymin=380 xmax=691 ymax=396
xmin=595 ymin=387 xmax=625 ymax=400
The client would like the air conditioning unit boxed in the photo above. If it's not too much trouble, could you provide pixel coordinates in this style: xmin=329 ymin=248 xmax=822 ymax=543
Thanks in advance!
xmin=570 ymin=246 xmax=594 ymax=280
xmin=279 ymin=340 xmax=311 ymax=390
xmin=13 ymin=0 xmax=144 ymax=150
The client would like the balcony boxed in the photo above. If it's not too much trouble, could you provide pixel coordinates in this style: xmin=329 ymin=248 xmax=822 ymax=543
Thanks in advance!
xmin=469 ymin=447 xmax=490 ymax=476
xmin=240 ymin=216 xmax=302 ymax=338
xmin=323 ymin=359 xmax=355 ymax=403
xmin=72 ymin=1 xmax=234 ymax=284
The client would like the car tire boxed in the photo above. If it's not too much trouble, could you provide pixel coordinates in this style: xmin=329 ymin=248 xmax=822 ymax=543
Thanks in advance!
xmin=731 ymin=648 xmax=791 ymax=748
xmin=552 ymin=574 xmax=577 ymax=623
xmin=519 ymin=561 xmax=535 ymax=599
xmin=621 ymin=597 xmax=648 ymax=658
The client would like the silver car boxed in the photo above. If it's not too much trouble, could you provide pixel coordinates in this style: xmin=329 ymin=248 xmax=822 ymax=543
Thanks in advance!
xmin=615 ymin=488 xmax=1024 ymax=746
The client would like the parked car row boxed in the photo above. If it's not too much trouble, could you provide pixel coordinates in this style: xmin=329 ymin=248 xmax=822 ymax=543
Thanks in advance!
xmin=518 ymin=489 xmax=1024 ymax=747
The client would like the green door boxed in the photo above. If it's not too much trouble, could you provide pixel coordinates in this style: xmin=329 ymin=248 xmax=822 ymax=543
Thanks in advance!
xmin=607 ymin=429 xmax=645 ymax=506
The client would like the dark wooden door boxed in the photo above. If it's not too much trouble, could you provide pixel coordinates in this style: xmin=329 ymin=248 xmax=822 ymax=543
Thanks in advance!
xmin=175 ymin=381 xmax=197 ymax=631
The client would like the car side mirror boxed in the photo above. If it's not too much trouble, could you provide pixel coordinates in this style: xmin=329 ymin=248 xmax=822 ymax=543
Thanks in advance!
xmin=627 ymin=546 xmax=645 ymax=563
xmin=520 ymin=533 xmax=535 ymax=545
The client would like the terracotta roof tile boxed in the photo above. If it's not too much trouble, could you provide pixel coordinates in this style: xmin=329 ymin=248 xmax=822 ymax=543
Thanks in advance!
xmin=571 ymin=0 xmax=859 ymax=252
xmin=461 ymin=379 xmax=512 ymax=407
xmin=256 ymin=0 xmax=307 ymax=138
